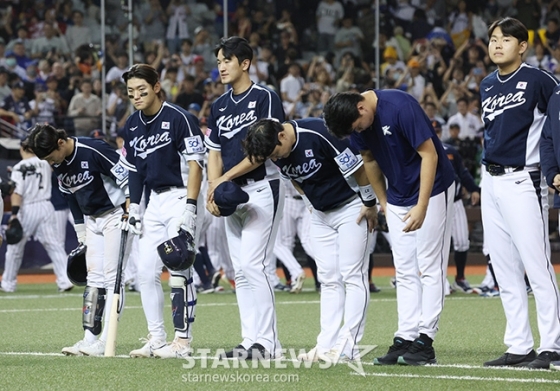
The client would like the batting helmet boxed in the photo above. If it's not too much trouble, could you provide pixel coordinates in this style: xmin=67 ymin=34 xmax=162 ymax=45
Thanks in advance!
xmin=5 ymin=218 xmax=23 ymax=245
xmin=213 ymin=181 xmax=249 ymax=216
xmin=157 ymin=230 xmax=196 ymax=271
xmin=67 ymin=244 xmax=87 ymax=286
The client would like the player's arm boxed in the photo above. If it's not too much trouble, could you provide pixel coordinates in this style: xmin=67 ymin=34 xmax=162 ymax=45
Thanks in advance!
xmin=540 ymin=88 xmax=560 ymax=191
xmin=360 ymin=149 xmax=387 ymax=211
xmin=206 ymin=149 xmax=224 ymax=216
xmin=403 ymin=138 xmax=438 ymax=232
xmin=9 ymin=192 xmax=22 ymax=221
xmin=290 ymin=180 xmax=313 ymax=213
xmin=352 ymin=165 xmax=378 ymax=232
xmin=209 ymin=157 xmax=263 ymax=196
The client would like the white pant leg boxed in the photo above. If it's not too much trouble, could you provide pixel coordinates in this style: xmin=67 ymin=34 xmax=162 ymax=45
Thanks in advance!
xmin=274 ymin=198 xmax=304 ymax=278
xmin=388 ymin=184 xmax=453 ymax=341
xmin=225 ymin=179 xmax=284 ymax=354
xmin=207 ymin=214 xmax=234 ymax=280
xmin=482 ymin=168 xmax=560 ymax=354
xmin=451 ymin=200 xmax=470 ymax=252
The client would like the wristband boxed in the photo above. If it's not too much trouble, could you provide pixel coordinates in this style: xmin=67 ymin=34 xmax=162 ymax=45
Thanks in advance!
xmin=187 ymin=198 xmax=197 ymax=206
xmin=359 ymin=185 xmax=376 ymax=207
xmin=11 ymin=206 xmax=20 ymax=216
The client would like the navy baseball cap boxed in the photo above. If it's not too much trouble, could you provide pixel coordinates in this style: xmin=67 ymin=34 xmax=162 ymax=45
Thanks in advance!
xmin=188 ymin=103 xmax=201 ymax=112
xmin=213 ymin=181 xmax=249 ymax=216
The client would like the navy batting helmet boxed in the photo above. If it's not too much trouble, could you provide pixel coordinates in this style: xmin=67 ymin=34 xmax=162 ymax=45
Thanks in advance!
xmin=213 ymin=181 xmax=249 ymax=216
xmin=157 ymin=230 xmax=196 ymax=271
xmin=67 ymin=244 xmax=87 ymax=286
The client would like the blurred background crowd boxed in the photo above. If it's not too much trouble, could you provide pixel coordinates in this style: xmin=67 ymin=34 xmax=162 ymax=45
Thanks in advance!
xmin=0 ymin=0 xmax=559 ymax=181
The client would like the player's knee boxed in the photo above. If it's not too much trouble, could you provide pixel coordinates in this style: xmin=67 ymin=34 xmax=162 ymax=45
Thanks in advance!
xmin=82 ymin=286 xmax=106 ymax=335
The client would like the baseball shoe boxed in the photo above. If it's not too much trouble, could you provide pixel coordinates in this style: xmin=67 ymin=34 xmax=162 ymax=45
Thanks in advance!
xmin=0 ymin=285 xmax=15 ymax=293
xmin=483 ymin=350 xmax=536 ymax=367
xmin=319 ymin=349 xmax=353 ymax=364
xmin=196 ymin=283 xmax=214 ymax=294
xmin=297 ymin=347 xmax=319 ymax=362
xmin=390 ymin=277 xmax=397 ymax=288
xmin=451 ymin=278 xmax=473 ymax=293
xmin=79 ymin=339 xmax=106 ymax=357
xmin=62 ymin=339 xmax=91 ymax=356
xmin=58 ymin=285 xmax=74 ymax=293
xmin=369 ymin=283 xmax=381 ymax=293
xmin=223 ymin=344 xmax=249 ymax=359
xmin=214 ymin=286 xmax=225 ymax=292
xmin=526 ymin=285 xmax=533 ymax=295
xmin=373 ymin=337 xmax=412 ymax=365
xmin=246 ymin=343 xmax=271 ymax=360
xmin=551 ymin=360 xmax=560 ymax=370
xmin=211 ymin=271 xmax=222 ymax=289
xmin=526 ymin=351 xmax=560 ymax=369
xmin=129 ymin=334 xmax=167 ymax=358
xmin=153 ymin=336 xmax=192 ymax=359
xmin=274 ymin=283 xmax=290 ymax=292
xmin=479 ymin=287 xmax=500 ymax=297
xmin=397 ymin=337 xmax=437 ymax=366
xmin=290 ymin=272 xmax=306 ymax=294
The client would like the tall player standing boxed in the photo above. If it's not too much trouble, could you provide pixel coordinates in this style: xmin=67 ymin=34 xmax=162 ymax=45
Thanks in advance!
xmin=1 ymin=143 xmax=74 ymax=293
xmin=480 ymin=17 xmax=560 ymax=369
xmin=24 ymin=124 xmax=131 ymax=356
xmin=244 ymin=117 xmax=377 ymax=362
xmin=120 ymin=64 xmax=206 ymax=359
xmin=205 ymin=36 xmax=285 ymax=359
xmin=323 ymin=89 xmax=455 ymax=366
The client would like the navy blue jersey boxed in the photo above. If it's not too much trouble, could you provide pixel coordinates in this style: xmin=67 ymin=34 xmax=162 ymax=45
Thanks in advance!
xmin=274 ymin=118 xmax=362 ymax=211
xmin=54 ymin=137 xmax=128 ymax=218
xmin=205 ymin=83 xmax=285 ymax=183
xmin=50 ymin=172 xmax=68 ymax=211
xmin=120 ymin=101 xmax=206 ymax=194
xmin=442 ymin=143 xmax=480 ymax=202
xmin=351 ymin=89 xmax=455 ymax=207
xmin=480 ymin=63 xmax=558 ymax=167
xmin=540 ymin=84 xmax=560 ymax=189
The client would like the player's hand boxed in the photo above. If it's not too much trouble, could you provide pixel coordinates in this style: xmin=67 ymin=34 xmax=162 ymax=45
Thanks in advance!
xmin=402 ymin=204 xmax=427 ymax=232
xmin=206 ymin=199 xmax=221 ymax=217
xmin=553 ymin=174 xmax=560 ymax=192
xmin=178 ymin=203 xmax=197 ymax=238
xmin=357 ymin=204 xmax=378 ymax=233
xmin=471 ymin=191 xmax=480 ymax=206
xmin=74 ymin=223 xmax=86 ymax=244
xmin=207 ymin=175 xmax=228 ymax=202
xmin=128 ymin=203 xmax=142 ymax=235
xmin=119 ymin=213 xmax=129 ymax=231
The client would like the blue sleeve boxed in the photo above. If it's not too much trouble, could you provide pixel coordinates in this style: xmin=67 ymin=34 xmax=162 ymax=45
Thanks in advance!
xmin=175 ymin=112 xmax=206 ymax=161
xmin=205 ymin=104 xmax=221 ymax=151
xmin=91 ymin=140 xmax=129 ymax=189
xmin=320 ymin=133 xmax=363 ymax=178
xmin=456 ymin=157 xmax=480 ymax=193
xmin=538 ymin=71 xmax=559 ymax=114
xmin=257 ymin=88 xmax=285 ymax=122
xmin=350 ymin=132 xmax=368 ymax=152
xmin=67 ymin=193 xmax=84 ymax=224
xmin=397 ymin=99 xmax=434 ymax=150
xmin=540 ymin=88 xmax=560 ymax=188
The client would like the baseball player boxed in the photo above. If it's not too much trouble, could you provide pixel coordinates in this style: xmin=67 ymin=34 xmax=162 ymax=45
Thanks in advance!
xmin=244 ymin=117 xmax=377 ymax=362
xmin=481 ymin=17 xmax=560 ymax=369
xmin=120 ymin=64 xmax=205 ymax=359
xmin=205 ymin=36 xmax=285 ymax=359
xmin=323 ymin=89 xmax=455 ymax=366
xmin=433 ymin=120 xmax=481 ymax=293
xmin=1 ymin=143 xmax=73 ymax=293
xmin=23 ymin=124 xmax=130 ymax=356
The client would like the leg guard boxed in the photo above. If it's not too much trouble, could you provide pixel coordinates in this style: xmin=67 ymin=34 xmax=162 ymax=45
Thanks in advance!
xmin=82 ymin=286 xmax=106 ymax=336
xmin=169 ymin=274 xmax=196 ymax=337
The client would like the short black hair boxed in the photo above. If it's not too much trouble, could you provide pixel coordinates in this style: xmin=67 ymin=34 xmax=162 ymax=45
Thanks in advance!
xmin=488 ymin=17 xmax=528 ymax=43
xmin=122 ymin=63 xmax=164 ymax=99
xmin=243 ymin=119 xmax=284 ymax=164
xmin=323 ymin=92 xmax=364 ymax=139
xmin=25 ymin=123 xmax=68 ymax=159
xmin=214 ymin=36 xmax=253 ymax=66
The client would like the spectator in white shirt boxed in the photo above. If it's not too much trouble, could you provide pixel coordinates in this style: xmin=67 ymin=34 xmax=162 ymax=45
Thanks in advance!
xmin=445 ymin=96 xmax=483 ymax=140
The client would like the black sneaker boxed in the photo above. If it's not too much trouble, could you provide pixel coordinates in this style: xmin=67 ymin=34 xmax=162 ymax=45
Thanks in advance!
xmin=369 ymin=283 xmax=381 ymax=293
xmin=246 ymin=343 xmax=271 ymax=360
xmin=373 ymin=337 xmax=412 ymax=365
xmin=211 ymin=271 xmax=222 ymax=289
xmin=224 ymin=344 xmax=248 ymax=359
xmin=397 ymin=338 xmax=436 ymax=366
xmin=526 ymin=351 xmax=560 ymax=369
xmin=484 ymin=350 xmax=536 ymax=367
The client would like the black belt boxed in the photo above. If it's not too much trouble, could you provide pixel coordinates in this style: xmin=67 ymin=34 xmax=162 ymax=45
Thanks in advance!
xmin=233 ymin=176 xmax=265 ymax=187
xmin=292 ymin=195 xmax=302 ymax=200
xmin=153 ymin=186 xmax=185 ymax=194
xmin=486 ymin=164 xmax=524 ymax=177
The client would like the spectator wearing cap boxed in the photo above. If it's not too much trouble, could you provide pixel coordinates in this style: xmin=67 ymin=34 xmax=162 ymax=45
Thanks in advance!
xmin=175 ymin=74 xmax=204 ymax=111
xmin=67 ymin=78 xmax=102 ymax=136
xmin=29 ymin=83 xmax=56 ymax=126
xmin=30 ymin=21 xmax=71 ymax=60
xmin=0 ymin=67 xmax=12 ymax=103
xmin=395 ymin=57 xmax=426 ymax=102
xmin=0 ymin=81 xmax=33 ymax=137
xmin=443 ymin=123 xmax=461 ymax=149
xmin=187 ymin=103 xmax=201 ymax=117
xmin=381 ymin=46 xmax=406 ymax=85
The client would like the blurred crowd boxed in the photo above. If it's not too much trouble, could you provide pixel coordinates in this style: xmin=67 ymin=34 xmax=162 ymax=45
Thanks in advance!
xmin=1 ymin=0 xmax=560 ymax=177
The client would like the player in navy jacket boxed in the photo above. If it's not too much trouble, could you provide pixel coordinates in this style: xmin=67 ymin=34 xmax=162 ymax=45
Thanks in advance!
xmin=205 ymin=37 xmax=285 ymax=359
xmin=323 ymin=89 xmax=455 ymax=366
xmin=244 ymin=117 xmax=377 ymax=362
xmin=480 ymin=17 xmax=560 ymax=369
xmin=120 ymin=64 xmax=206 ymax=359
xmin=24 ymin=124 xmax=130 ymax=357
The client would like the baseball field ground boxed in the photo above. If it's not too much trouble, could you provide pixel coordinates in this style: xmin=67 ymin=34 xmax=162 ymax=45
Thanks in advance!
xmin=1 ymin=268 xmax=560 ymax=391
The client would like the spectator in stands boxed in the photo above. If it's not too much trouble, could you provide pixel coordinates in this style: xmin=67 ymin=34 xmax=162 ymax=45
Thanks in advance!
xmin=30 ymin=22 xmax=71 ymax=60
xmin=443 ymin=123 xmax=462 ymax=149
xmin=544 ymin=17 xmax=560 ymax=54
xmin=29 ymin=83 xmax=56 ymax=125
xmin=3 ymin=52 xmax=26 ymax=80
xmin=179 ymin=38 xmax=196 ymax=76
xmin=334 ymin=16 xmax=364 ymax=66
xmin=10 ymin=41 xmax=32 ymax=70
xmin=0 ymin=81 xmax=32 ymax=137
xmin=6 ymin=26 xmax=33 ymax=57
xmin=136 ymin=0 xmax=168 ymax=53
xmin=514 ymin=0 xmax=542 ymax=32
xmin=356 ymin=4 xmax=376 ymax=65
xmin=50 ymin=62 xmax=70 ymax=93
xmin=175 ymin=74 xmax=204 ymax=111
xmin=281 ymin=62 xmax=305 ymax=118
xmin=446 ymin=96 xmax=483 ymax=140
xmin=185 ymin=0 xmax=214 ymax=39
xmin=106 ymin=51 xmax=128 ymax=84
xmin=67 ymin=78 xmax=102 ymax=136
xmin=160 ymin=66 xmax=180 ymax=103
xmin=166 ymin=0 xmax=190 ymax=54
xmin=106 ymin=82 xmax=129 ymax=136
xmin=447 ymin=0 xmax=471 ymax=48
xmin=0 ymin=67 xmax=11 ymax=103
xmin=526 ymin=39 xmax=559 ymax=73
xmin=316 ymin=0 xmax=344 ymax=54
xmin=249 ymin=47 xmax=271 ymax=85
xmin=192 ymin=26 xmax=216 ymax=72
xmin=65 ymin=10 xmax=92 ymax=55
xmin=396 ymin=57 xmax=426 ymax=101
xmin=44 ymin=75 xmax=67 ymax=124
xmin=381 ymin=46 xmax=407 ymax=83
xmin=409 ymin=8 xmax=433 ymax=43
xmin=454 ymin=38 xmax=489 ymax=76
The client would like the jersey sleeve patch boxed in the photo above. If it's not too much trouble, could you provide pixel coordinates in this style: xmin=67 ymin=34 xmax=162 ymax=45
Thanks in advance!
xmin=110 ymin=162 xmax=129 ymax=182
xmin=185 ymin=135 xmax=205 ymax=154
xmin=334 ymin=147 xmax=360 ymax=173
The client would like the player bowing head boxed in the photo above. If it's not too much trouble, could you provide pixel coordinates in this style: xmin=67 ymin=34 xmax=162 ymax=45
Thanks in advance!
xmin=25 ymin=124 xmax=71 ymax=166
xmin=243 ymin=119 xmax=286 ymax=163
xmin=122 ymin=64 xmax=163 ymax=114
xmin=322 ymin=92 xmax=374 ymax=138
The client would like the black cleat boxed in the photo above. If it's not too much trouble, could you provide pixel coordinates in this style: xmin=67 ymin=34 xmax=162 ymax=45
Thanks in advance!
xmin=398 ymin=338 xmax=436 ymax=366
xmin=526 ymin=351 xmax=560 ymax=369
xmin=484 ymin=350 xmax=536 ymax=367
xmin=369 ymin=283 xmax=381 ymax=293
xmin=224 ymin=344 xmax=248 ymax=359
xmin=246 ymin=343 xmax=271 ymax=360
xmin=373 ymin=337 xmax=412 ymax=365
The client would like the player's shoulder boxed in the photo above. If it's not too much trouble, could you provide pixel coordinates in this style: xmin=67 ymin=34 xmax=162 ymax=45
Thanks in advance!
xmin=520 ymin=63 xmax=558 ymax=84
xmin=376 ymin=88 xmax=417 ymax=106
xmin=163 ymin=101 xmax=199 ymax=123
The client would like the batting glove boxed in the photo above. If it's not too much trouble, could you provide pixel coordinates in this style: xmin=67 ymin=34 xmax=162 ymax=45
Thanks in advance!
xmin=128 ymin=203 xmax=142 ymax=235
xmin=178 ymin=202 xmax=197 ymax=239
xmin=74 ymin=223 xmax=86 ymax=244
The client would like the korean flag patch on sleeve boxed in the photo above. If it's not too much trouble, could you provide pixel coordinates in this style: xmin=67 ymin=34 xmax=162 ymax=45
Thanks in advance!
xmin=185 ymin=135 xmax=205 ymax=154
xmin=334 ymin=147 xmax=359 ymax=173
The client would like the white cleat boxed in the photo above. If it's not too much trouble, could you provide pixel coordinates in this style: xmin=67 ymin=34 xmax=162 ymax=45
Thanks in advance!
xmin=297 ymin=347 xmax=319 ymax=362
xmin=153 ymin=336 xmax=192 ymax=359
xmin=79 ymin=339 xmax=106 ymax=356
xmin=129 ymin=334 xmax=167 ymax=358
xmin=62 ymin=339 xmax=91 ymax=356
xmin=290 ymin=273 xmax=306 ymax=294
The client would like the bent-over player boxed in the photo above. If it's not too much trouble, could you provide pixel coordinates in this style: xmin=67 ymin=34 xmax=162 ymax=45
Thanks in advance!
xmin=120 ymin=64 xmax=205 ymax=359
xmin=244 ymin=117 xmax=377 ymax=362
xmin=24 ymin=124 xmax=130 ymax=356
xmin=205 ymin=36 xmax=285 ymax=359
xmin=324 ymin=89 xmax=455 ymax=366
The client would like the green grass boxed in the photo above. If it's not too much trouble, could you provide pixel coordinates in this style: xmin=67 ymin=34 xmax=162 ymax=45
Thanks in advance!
xmin=1 ymin=276 xmax=560 ymax=391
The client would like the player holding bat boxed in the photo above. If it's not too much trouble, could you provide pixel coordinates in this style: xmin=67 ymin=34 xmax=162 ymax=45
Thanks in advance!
xmin=23 ymin=124 xmax=131 ymax=357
